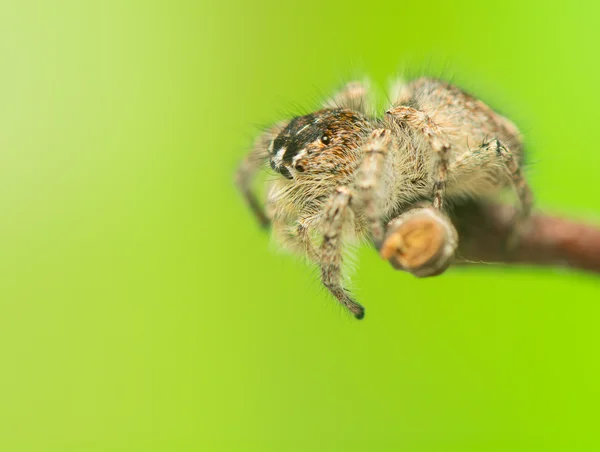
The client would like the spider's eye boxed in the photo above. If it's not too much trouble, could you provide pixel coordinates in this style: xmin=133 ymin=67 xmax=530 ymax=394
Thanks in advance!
xmin=320 ymin=134 xmax=331 ymax=145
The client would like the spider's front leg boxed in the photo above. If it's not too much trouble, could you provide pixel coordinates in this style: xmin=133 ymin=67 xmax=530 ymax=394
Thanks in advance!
xmin=383 ymin=107 xmax=458 ymax=275
xmin=320 ymin=187 xmax=365 ymax=319
xmin=386 ymin=106 xmax=451 ymax=210
xmin=354 ymin=128 xmax=393 ymax=249
xmin=235 ymin=124 xmax=282 ymax=228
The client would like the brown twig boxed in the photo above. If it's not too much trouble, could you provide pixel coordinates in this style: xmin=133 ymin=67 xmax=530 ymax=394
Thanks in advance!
xmin=381 ymin=202 xmax=600 ymax=276
xmin=453 ymin=202 xmax=600 ymax=273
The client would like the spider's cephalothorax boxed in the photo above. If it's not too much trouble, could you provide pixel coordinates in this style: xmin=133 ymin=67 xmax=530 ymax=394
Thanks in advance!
xmin=236 ymin=78 xmax=534 ymax=319
xmin=269 ymin=109 xmax=371 ymax=180
xmin=266 ymin=109 xmax=376 ymax=238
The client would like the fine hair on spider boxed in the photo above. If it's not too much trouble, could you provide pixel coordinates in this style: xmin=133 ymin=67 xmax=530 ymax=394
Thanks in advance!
xmin=236 ymin=77 xmax=533 ymax=320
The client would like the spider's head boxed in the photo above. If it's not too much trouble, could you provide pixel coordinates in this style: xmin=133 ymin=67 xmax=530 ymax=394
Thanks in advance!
xmin=269 ymin=109 xmax=369 ymax=180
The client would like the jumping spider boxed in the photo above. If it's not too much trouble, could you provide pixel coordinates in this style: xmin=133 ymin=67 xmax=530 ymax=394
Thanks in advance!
xmin=236 ymin=78 xmax=533 ymax=319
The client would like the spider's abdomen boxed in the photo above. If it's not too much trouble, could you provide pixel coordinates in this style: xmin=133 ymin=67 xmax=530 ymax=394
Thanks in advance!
xmin=400 ymin=78 xmax=523 ymax=160
xmin=389 ymin=78 xmax=524 ymax=203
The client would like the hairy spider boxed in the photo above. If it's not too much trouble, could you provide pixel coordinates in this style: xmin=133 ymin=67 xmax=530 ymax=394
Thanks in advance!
xmin=236 ymin=78 xmax=533 ymax=319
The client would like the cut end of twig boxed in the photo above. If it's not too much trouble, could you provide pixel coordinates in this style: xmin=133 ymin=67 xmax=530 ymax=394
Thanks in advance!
xmin=381 ymin=207 xmax=458 ymax=277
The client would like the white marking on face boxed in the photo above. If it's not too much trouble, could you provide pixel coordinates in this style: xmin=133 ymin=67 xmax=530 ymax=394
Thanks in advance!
xmin=296 ymin=124 xmax=310 ymax=135
xmin=273 ymin=147 xmax=286 ymax=166
xmin=292 ymin=148 xmax=307 ymax=166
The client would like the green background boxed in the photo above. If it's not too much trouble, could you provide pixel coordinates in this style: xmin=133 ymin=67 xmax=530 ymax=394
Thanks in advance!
xmin=1 ymin=1 xmax=599 ymax=451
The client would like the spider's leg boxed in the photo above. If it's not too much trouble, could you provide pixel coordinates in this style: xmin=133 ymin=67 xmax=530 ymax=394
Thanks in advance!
xmin=354 ymin=128 xmax=393 ymax=248
xmin=386 ymin=106 xmax=452 ymax=210
xmin=323 ymin=81 xmax=372 ymax=114
xmin=450 ymin=139 xmax=534 ymax=247
xmin=235 ymin=124 xmax=282 ymax=228
xmin=320 ymin=187 xmax=365 ymax=319
xmin=272 ymin=219 xmax=320 ymax=262
xmin=389 ymin=77 xmax=414 ymax=106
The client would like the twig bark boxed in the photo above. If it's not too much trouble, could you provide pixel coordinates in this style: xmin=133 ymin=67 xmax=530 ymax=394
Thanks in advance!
xmin=453 ymin=202 xmax=600 ymax=273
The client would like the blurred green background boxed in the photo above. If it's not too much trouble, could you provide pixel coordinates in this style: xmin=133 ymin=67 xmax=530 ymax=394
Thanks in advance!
xmin=1 ymin=1 xmax=599 ymax=451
